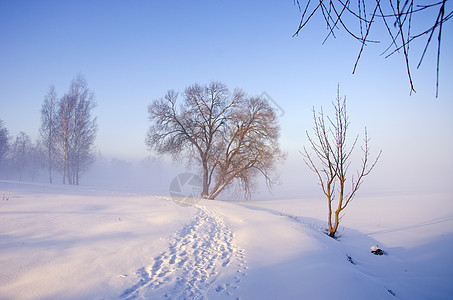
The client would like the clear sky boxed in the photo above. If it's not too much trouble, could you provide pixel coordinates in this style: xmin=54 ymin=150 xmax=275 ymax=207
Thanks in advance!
xmin=1 ymin=0 xmax=452 ymax=198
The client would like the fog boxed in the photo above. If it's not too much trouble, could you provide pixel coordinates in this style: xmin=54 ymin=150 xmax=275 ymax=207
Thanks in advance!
xmin=81 ymin=155 xmax=185 ymax=196
xmin=80 ymin=147 xmax=453 ymax=201
xmin=1 ymin=137 xmax=451 ymax=202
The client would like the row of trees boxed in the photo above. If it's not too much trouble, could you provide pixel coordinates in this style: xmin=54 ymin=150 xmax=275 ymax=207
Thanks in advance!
xmin=0 ymin=125 xmax=42 ymax=181
xmin=0 ymin=74 xmax=97 ymax=185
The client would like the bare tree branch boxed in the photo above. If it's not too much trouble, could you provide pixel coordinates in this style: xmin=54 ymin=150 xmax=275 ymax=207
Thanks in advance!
xmin=294 ymin=0 xmax=451 ymax=96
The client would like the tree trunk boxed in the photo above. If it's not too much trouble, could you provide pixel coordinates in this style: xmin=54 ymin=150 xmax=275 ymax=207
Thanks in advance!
xmin=62 ymin=155 xmax=66 ymax=184
xmin=202 ymin=160 xmax=210 ymax=198
xmin=48 ymin=148 xmax=52 ymax=184
xmin=330 ymin=211 xmax=340 ymax=238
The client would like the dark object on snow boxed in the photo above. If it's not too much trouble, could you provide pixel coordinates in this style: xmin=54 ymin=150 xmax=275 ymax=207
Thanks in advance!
xmin=372 ymin=249 xmax=383 ymax=255
xmin=371 ymin=245 xmax=384 ymax=255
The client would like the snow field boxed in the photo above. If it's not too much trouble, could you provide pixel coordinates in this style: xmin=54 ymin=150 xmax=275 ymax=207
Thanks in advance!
xmin=1 ymin=181 xmax=452 ymax=299
xmin=0 ymin=181 xmax=194 ymax=299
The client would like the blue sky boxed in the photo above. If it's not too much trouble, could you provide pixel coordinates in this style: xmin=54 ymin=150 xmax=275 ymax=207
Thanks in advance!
xmin=1 ymin=0 xmax=452 ymax=197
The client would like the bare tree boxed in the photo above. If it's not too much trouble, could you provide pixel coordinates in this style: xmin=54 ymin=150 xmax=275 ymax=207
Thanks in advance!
xmin=146 ymin=81 xmax=285 ymax=200
xmin=302 ymin=86 xmax=381 ymax=238
xmin=11 ymin=131 xmax=33 ymax=181
xmin=0 ymin=120 xmax=9 ymax=169
xmin=54 ymin=74 xmax=97 ymax=185
xmin=293 ymin=0 xmax=451 ymax=96
xmin=40 ymin=85 xmax=58 ymax=183
xmin=29 ymin=139 xmax=45 ymax=182
xmin=55 ymin=93 xmax=74 ymax=184
xmin=67 ymin=75 xmax=97 ymax=185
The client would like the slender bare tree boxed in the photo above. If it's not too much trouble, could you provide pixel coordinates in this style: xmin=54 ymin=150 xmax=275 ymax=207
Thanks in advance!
xmin=302 ymin=86 xmax=381 ymax=238
xmin=67 ymin=75 xmax=97 ymax=185
xmin=55 ymin=93 xmax=74 ymax=184
xmin=54 ymin=74 xmax=97 ymax=185
xmin=294 ymin=0 xmax=451 ymax=96
xmin=11 ymin=131 xmax=33 ymax=181
xmin=40 ymin=85 xmax=58 ymax=183
xmin=29 ymin=139 xmax=45 ymax=182
xmin=0 ymin=120 xmax=9 ymax=170
xmin=146 ymin=81 xmax=285 ymax=200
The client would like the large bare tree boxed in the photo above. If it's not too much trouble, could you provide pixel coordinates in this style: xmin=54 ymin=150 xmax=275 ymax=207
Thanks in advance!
xmin=294 ymin=0 xmax=451 ymax=96
xmin=302 ymin=86 xmax=381 ymax=238
xmin=146 ymin=81 xmax=285 ymax=200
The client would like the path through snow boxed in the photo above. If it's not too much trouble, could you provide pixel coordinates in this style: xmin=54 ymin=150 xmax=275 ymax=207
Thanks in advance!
xmin=121 ymin=205 xmax=246 ymax=299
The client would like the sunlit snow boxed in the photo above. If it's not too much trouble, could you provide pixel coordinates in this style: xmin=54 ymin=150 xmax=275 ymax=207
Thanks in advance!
xmin=0 ymin=180 xmax=452 ymax=299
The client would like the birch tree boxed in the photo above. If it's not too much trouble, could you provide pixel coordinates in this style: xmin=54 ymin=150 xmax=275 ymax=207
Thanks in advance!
xmin=29 ymin=139 xmax=45 ymax=182
xmin=55 ymin=74 xmax=97 ymax=185
xmin=0 ymin=120 xmax=9 ymax=169
xmin=146 ymin=81 xmax=285 ymax=200
xmin=40 ymin=85 xmax=57 ymax=183
xmin=302 ymin=86 xmax=381 ymax=238
xmin=11 ymin=131 xmax=32 ymax=181
xmin=66 ymin=75 xmax=97 ymax=185
xmin=56 ymin=93 xmax=74 ymax=184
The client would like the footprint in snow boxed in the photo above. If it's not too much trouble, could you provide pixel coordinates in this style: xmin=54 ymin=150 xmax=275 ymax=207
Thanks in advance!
xmin=120 ymin=205 xmax=246 ymax=300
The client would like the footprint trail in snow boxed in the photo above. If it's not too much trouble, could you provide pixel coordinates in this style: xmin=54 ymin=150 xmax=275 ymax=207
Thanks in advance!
xmin=121 ymin=205 xmax=246 ymax=299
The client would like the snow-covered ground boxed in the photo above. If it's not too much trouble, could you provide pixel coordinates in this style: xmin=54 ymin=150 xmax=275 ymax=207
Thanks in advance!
xmin=0 ymin=180 xmax=452 ymax=299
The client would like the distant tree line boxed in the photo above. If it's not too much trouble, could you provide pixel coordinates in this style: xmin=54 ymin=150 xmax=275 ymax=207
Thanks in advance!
xmin=0 ymin=74 xmax=97 ymax=185
xmin=0 ymin=121 xmax=45 ymax=182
